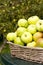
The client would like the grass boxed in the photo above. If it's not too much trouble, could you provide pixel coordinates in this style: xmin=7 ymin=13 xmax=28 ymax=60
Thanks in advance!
xmin=0 ymin=41 xmax=10 ymax=54
xmin=0 ymin=64 xmax=2 ymax=65
xmin=1 ymin=43 xmax=10 ymax=54
xmin=0 ymin=42 xmax=10 ymax=65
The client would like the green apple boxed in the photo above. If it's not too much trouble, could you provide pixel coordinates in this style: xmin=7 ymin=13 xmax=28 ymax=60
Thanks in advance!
xmin=6 ymin=32 xmax=17 ymax=41
xmin=21 ymin=32 xmax=32 ymax=43
xmin=18 ymin=19 xmax=28 ymax=27
xmin=33 ymin=32 xmax=43 ymax=41
xmin=36 ymin=20 xmax=43 ymax=32
xmin=37 ymin=38 xmax=43 ymax=48
xmin=27 ymin=24 xmax=36 ymax=34
xmin=28 ymin=16 xmax=39 ymax=24
xmin=14 ymin=37 xmax=24 ymax=46
xmin=17 ymin=27 xmax=26 ymax=37
xmin=27 ymin=41 xmax=36 ymax=47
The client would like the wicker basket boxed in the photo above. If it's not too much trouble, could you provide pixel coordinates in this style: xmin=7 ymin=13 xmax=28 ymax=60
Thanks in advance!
xmin=7 ymin=41 xmax=43 ymax=63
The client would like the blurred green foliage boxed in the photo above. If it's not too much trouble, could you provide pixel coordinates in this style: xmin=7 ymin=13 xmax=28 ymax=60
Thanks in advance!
xmin=0 ymin=0 xmax=43 ymax=37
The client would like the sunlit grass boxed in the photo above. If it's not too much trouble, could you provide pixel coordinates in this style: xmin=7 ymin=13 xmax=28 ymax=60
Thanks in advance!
xmin=1 ymin=43 xmax=10 ymax=54
xmin=0 ymin=64 xmax=1 ymax=65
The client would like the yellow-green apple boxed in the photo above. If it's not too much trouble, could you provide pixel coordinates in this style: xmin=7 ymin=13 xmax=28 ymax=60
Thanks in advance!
xmin=36 ymin=38 xmax=43 ymax=48
xmin=36 ymin=20 xmax=43 ymax=32
xmin=17 ymin=27 xmax=26 ymax=37
xmin=28 ymin=16 xmax=39 ymax=24
xmin=33 ymin=32 xmax=43 ymax=41
xmin=14 ymin=37 xmax=24 ymax=46
xmin=27 ymin=24 xmax=36 ymax=34
xmin=21 ymin=32 xmax=32 ymax=43
xmin=27 ymin=41 xmax=36 ymax=47
xmin=6 ymin=32 xmax=17 ymax=41
xmin=18 ymin=19 xmax=28 ymax=27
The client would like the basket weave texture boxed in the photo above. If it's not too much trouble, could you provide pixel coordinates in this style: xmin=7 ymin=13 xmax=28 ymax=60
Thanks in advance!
xmin=7 ymin=42 xmax=43 ymax=63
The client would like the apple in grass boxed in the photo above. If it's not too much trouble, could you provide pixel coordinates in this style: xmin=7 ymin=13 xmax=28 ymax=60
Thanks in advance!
xmin=21 ymin=32 xmax=32 ymax=44
xmin=36 ymin=20 xmax=43 ymax=32
xmin=14 ymin=37 xmax=24 ymax=46
xmin=17 ymin=27 xmax=27 ymax=37
xmin=6 ymin=32 xmax=17 ymax=42
xmin=27 ymin=41 xmax=37 ymax=47
xmin=28 ymin=16 xmax=39 ymax=25
xmin=33 ymin=32 xmax=43 ymax=42
xmin=27 ymin=24 xmax=36 ymax=34
xmin=18 ymin=19 xmax=28 ymax=27
xmin=36 ymin=38 xmax=43 ymax=48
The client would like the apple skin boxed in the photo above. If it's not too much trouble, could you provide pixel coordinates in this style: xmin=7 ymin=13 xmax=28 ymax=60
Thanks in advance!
xmin=6 ymin=32 xmax=17 ymax=41
xmin=18 ymin=19 xmax=28 ymax=27
xmin=27 ymin=24 xmax=36 ymax=34
xmin=36 ymin=38 xmax=43 ymax=48
xmin=17 ymin=27 xmax=27 ymax=37
xmin=21 ymin=32 xmax=32 ymax=44
xmin=33 ymin=32 xmax=43 ymax=41
xmin=14 ymin=37 xmax=24 ymax=46
xmin=36 ymin=20 xmax=43 ymax=32
xmin=28 ymin=16 xmax=39 ymax=24
xmin=27 ymin=41 xmax=36 ymax=47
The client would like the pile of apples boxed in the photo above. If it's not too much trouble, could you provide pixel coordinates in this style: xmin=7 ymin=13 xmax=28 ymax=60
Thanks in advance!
xmin=6 ymin=16 xmax=43 ymax=48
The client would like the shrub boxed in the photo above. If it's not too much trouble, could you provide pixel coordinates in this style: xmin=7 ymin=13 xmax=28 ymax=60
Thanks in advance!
xmin=0 ymin=0 xmax=43 ymax=37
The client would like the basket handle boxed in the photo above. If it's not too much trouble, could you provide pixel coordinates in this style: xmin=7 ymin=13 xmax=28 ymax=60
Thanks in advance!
xmin=6 ymin=41 xmax=13 ymax=44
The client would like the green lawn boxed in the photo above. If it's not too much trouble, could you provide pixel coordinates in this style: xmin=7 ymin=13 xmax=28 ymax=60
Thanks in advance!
xmin=0 ymin=43 xmax=10 ymax=65
xmin=1 ymin=43 xmax=10 ymax=54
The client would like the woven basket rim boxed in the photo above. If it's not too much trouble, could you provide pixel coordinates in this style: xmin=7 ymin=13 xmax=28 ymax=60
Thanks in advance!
xmin=7 ymin=41 xmax=43 ymax=50
xmin=7 ymin=41 xmax=43 ymax=63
